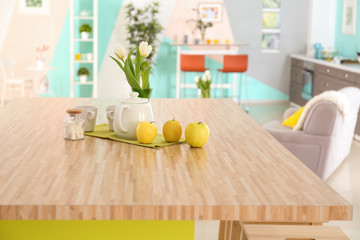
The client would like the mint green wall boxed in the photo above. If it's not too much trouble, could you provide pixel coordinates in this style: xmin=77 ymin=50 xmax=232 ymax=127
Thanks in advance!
xmin=49 ymin=0 xmax=123 ymax=97
xmin=334 ymin=0 xmax=360 ymax=58
xmin=151 ymin=37 xmax=288 ymax=101
xmin=47 ymin=11 xmax=70 ymax=97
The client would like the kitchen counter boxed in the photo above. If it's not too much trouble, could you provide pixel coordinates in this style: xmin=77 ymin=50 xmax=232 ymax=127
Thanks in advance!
xmin=291 ymin=54 xmax=360 ymax=75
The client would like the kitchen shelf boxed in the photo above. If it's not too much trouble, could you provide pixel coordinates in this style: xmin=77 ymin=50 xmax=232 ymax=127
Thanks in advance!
xmin=75 ymin=81 xmax=94 ymax=85
xmin=74 ymin=16 xmax=94 ymax=20
xmin=74 ymin=38 xmax=94 ymax=42
xmin=75 ymin=60 xmax=94 ymax=63
xmin=70 ymin=0 xmax=98 ymax=97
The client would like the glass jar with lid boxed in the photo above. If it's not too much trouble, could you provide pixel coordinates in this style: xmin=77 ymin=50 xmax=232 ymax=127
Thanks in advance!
xmin=64 ymin=109 xmax=85 ymax=140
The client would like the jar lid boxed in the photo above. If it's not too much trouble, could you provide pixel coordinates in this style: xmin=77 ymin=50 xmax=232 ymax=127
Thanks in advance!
xmin=121 ymin=92 xmax=148 ymax=104
xmin=67 ymin=109 xmax=82 ymax=114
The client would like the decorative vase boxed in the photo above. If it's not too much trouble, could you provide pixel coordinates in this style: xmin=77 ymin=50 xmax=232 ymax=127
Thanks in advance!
xmin=81 ymin=31 xmax=89 ymax=40
xmin=36 ymin=59 xmax=45 ymax=70
xmin=200 ymin=32 xmax=206 ymax=44
xmin=200 ymin=89 xmax=210 ymax=98
xmin=132 ymin=88 xmax=153 ymax=99
xmin=75 ymin=53 xmax=82 ymax=61
xmin=79 ymin=75 xmax=87 ymax=83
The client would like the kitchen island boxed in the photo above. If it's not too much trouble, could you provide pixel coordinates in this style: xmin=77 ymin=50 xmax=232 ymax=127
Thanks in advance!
xmin=0 ymin=98 xmax=352 ymax=238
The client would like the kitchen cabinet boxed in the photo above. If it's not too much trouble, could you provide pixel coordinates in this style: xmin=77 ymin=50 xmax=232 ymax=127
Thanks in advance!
xmin=290 ymin=59 xmax=308 ymax=106
xmin=290 ymin=55 xmax=360 ymax=135
xmin=313 ymin=72 xmax=354 ymax=95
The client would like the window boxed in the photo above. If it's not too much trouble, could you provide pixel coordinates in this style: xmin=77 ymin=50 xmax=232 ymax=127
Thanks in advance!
xmin=261 ymin=0 xmax=282 ymax=53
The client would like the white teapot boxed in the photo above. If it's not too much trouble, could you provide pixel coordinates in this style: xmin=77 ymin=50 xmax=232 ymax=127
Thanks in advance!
xmin=113 ymin=92 xmax=154 ymax=140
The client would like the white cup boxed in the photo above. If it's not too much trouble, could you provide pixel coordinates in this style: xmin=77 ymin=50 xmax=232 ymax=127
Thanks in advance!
xmin=86 ymin=53 xmax=93 ymax=61
xmin=73 ymin=105 xmax=97 ymax=132
xmin=106 ymin=105 xmax=116 ymax=131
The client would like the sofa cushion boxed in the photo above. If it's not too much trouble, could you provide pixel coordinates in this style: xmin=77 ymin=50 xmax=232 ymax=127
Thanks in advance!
xmin=282 ymin=106 xmax=305 ymax=128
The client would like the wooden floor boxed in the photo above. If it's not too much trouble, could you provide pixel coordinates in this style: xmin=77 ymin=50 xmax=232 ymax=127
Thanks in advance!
xmin=195 ymin=103 xmax=360 ymax=240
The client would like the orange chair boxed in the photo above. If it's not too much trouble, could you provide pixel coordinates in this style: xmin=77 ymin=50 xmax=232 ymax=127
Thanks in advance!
xmin=179 ymin=54 xmax=207 ymax=98
xmin=215 ymin=55 xmax=249 ymax=110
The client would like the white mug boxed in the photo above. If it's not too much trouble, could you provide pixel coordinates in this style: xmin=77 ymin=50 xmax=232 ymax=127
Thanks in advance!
xmin=86 ymin=53 xmax=93 ymax=61
xmin=73 ymin=105 xmax=97 ymax=132
xmin=106 ymin=105 xmax=116 ymax=131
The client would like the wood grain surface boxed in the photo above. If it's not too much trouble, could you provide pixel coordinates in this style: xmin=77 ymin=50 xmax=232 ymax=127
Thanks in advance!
xmin=243 ymin=224 xmax=349 ymax=240
xmin=0 ymin=98 xmax=352 ymax=220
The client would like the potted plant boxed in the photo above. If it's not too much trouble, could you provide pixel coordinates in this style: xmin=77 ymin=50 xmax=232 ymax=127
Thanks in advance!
xmin=79 ymin=23 xmax=92 ymax=40
xmin=35 ymin=45 xmax=49 ymax=69
xmin=187 ymin=9 xmax=213 ymax=44
xmin=195 ymin=70 xmax=212 ymax=98
xmin=78 ymin=67 xmax=90 ymax=83
xmin=110 ymin=41 xmax=153 ymax=99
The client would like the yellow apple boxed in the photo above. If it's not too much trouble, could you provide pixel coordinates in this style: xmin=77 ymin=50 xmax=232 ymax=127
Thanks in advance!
xmin=136 ymin=121 xmax=157 ymax=144
xmin=185 ymin=122 xmax=210 ymax=147
xmin=162 ymin=118 xmax=182 ymax=143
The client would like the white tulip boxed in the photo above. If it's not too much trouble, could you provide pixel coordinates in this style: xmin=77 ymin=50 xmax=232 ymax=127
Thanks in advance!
xmin=114 ymin=44 xmax=126 ymax=59
xmin=202 ymin=74 xmax=207 ymax=81
xmin=194 ymin=76 xmax=199 ymax=83
xmin=204 ymin=70 xmax=211 ymax=80
xmin=139 ymin=41 xmax=153 ymax=57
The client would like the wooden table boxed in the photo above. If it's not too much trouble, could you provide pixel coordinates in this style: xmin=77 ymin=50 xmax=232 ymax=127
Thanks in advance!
xmin=0 ymin=98 xmax=352 ymax=238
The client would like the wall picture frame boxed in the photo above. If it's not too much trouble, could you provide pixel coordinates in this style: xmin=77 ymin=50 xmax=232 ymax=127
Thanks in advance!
xmin=18 ymin=0 xmax=51 ymax=16
xmin=342 ymin=0 xmax=357 ymax=35
xmin=198 ymin=3 xmax=222 ymax=22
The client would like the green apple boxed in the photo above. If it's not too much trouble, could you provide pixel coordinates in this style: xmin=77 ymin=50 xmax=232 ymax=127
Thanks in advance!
xmin=185 ymin=122 xmax=210 ymax=147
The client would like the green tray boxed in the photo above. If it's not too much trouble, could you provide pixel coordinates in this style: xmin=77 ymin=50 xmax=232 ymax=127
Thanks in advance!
xmin=84 ymin=124 xmax=186 ymax=149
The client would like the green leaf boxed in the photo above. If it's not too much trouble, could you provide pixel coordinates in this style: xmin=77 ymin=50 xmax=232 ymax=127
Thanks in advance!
xmin=110 ymin=55 xmax=140 ymax=89
xmin=124 ymin=62 xmax=141 ymax=89
xmin=134 ymin=47 xmax=142 ymax=83
xmin=141 ymin=67 xmax=152 ymax=89
xmin=126 ymin=48 xmax=136 ymax=77
xmin=109 ymin=56 xmax=124 ymax=71
xmin=140 ymin=61 xmax=149 ymax=70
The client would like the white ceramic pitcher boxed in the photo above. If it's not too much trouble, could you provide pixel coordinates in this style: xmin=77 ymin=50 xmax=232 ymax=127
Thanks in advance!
xmin=113 ymin=92 xmax=154 ymax=140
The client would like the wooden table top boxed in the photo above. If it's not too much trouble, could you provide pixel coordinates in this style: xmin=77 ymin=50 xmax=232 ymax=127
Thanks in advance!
xmin=0 ymin=98 xmax=352 ymax=221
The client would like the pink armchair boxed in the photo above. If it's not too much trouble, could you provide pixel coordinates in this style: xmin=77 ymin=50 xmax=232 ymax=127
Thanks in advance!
xmin=263 ymin=87 xmax=360 ymax=180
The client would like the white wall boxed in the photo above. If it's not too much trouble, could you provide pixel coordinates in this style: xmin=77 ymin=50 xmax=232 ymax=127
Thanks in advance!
xmin=225 ymin=0 xmax=311 ymax=94
xmin=310 ymin=0 xmax=337 ymax=50
xmin=0 ymin=1 xmax=16 ymax=52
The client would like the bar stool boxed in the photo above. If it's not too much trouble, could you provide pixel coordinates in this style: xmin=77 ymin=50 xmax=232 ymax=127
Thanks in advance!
xmin=180 ymin=54 xmax=207 ymax=98
xmin=215 ymin=55 xmax=248 ymax=110
xmin=243 ymin=224 xmax=349 ymax=240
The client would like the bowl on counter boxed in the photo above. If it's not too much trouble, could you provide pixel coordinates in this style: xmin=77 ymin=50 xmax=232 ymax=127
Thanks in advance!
xmin=321 ymin=50 xmax=338 ymax=60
